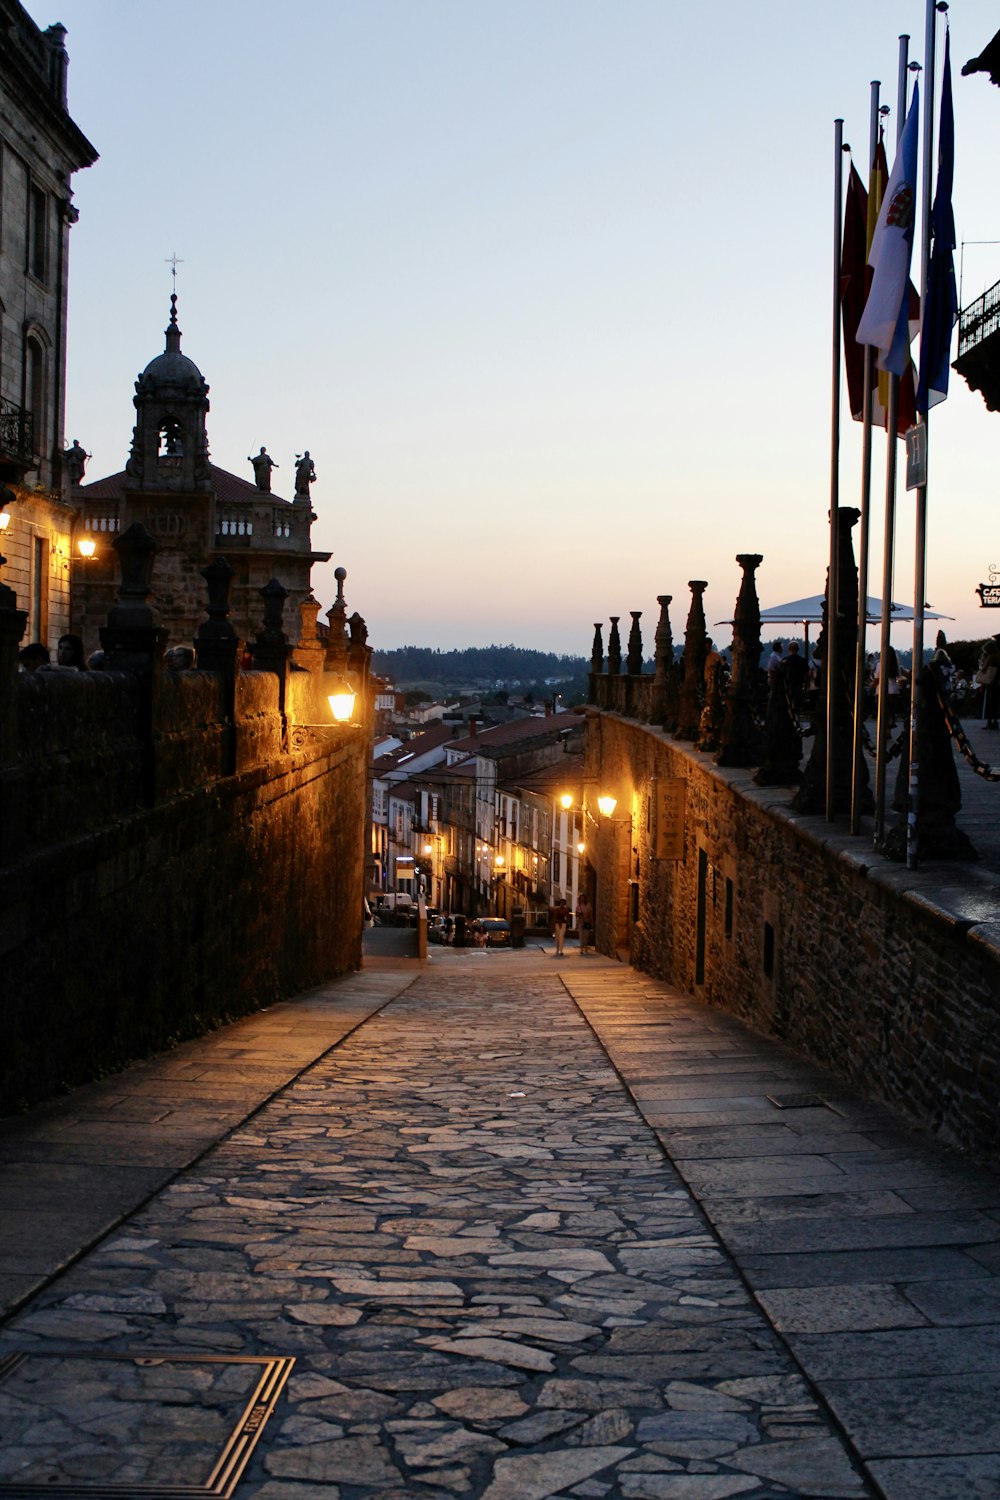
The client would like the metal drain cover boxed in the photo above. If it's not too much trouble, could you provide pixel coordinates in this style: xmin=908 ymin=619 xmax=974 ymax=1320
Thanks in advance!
xmin=0 ymin=1350 xmax=293 ymax=1498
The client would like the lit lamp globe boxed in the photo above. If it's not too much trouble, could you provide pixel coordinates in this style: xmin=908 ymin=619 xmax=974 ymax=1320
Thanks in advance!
xmin=597 ymin=794 xmax=617 ymax=818
xmin=577 ymin=840 xmax=586 ymax=855
xmin=0 ymin=510 xmax=10 ymax=533
xmin=559 ymin=792 xmax=573 ymax=809
xmin=494 ymin=854 xmax=504 ymax=868
xmin=78 ymin=537 xmax=96 ymax=558
xmin=327 ymin=677 xmax=356 ymax=723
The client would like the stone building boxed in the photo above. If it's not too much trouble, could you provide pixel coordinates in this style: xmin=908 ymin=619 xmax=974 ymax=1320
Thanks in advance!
xmin=0 ymin=0 xmax=97 ymax=646
xmin=73 ymin=297 xmax=331 ymax=654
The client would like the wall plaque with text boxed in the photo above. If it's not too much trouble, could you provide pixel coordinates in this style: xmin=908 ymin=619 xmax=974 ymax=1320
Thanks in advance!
xmin=977 ymin=583 xmax=1000 ymax=608
xmin=654 ymin=778 xmax=686 ymax=859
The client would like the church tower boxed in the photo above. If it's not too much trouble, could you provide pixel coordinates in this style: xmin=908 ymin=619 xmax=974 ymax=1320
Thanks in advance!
xmin=74 ymin=298 xmax=331 ymax=653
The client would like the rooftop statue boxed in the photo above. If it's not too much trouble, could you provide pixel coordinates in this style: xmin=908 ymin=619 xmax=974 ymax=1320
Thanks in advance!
xmin=294 ymin=450 xmax=316 ymax=498
xmin=249 ymin=446 xmax=278 ymax=492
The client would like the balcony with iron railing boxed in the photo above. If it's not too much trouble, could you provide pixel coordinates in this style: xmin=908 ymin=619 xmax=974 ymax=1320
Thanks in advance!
xmin=955 ymin=277 xmax=1000 ymax=412
xmin=0 ymin=399 xmax=36 ymax=481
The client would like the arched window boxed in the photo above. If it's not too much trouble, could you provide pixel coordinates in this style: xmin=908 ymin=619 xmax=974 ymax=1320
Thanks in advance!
xmin=24 ymin=334 xmax=46 ymax=456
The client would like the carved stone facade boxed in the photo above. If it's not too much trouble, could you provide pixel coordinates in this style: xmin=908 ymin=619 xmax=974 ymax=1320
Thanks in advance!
xmin=0 ymin=0 xmax=97 ymax=647
xmin=73 ymin=300 xmax=331 ymax=654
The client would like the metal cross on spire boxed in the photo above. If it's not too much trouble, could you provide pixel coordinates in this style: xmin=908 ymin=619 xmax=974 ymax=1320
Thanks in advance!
xmin=165 ymin=251 xmax=184 ymax=291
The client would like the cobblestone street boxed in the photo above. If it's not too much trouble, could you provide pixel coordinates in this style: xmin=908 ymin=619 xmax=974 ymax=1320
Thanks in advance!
xmin=2 ymin=952 xmax=999 ymax=1498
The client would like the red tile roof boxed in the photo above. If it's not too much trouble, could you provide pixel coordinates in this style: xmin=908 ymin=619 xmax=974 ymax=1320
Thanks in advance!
xmin=81 ymin=464 xmax=295 ymax=507
xmin=446 ymin=710 xmax=581 ymax=757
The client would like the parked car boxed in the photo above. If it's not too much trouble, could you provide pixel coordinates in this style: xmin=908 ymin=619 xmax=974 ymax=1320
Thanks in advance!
xmin=472 ymin=918 xmax=511 ymax=948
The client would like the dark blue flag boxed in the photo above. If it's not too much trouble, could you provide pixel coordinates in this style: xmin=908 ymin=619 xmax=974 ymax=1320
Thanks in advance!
xmin=916 ymin=29 xmax=957 ymax=414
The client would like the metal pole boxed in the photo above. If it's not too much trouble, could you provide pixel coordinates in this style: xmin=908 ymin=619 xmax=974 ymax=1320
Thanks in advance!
xmin=907 ymin=0 xmax=938 ymax=871
xmin=874 ymin=34 xmax=910 ymax=849
xmin=851 ymin=81 xmax=881 ymax=834
xmin=827 ymin=118 xmax=845 ymax=822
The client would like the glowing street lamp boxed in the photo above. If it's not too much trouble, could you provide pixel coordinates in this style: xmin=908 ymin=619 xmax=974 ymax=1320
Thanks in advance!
xmin=597 ymin=794 xmax=618 ymax=818
xmin=78 ymin=537 xmax=96 ymax=559
xmin=494 ymin=854 xmax=505 ymax=868
xmin=327 ymin=675 xmax=356 ymax=723
xmin=559 ymin=792 xmax=574 ymax=810
xmin=0 ymin=509 xmax=10 ymax=534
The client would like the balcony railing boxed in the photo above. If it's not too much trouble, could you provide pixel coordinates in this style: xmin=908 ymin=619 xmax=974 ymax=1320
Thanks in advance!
xmin=958 ymin=278 xmax=1000 ymax=359
xmin=0 ymin=398 xmax=35 ymax=468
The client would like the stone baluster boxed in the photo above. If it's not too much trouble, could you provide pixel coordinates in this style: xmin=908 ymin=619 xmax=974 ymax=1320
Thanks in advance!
xmin=651 ymin=594 xmax=678 ymax=731
xmin=588 ymin=622 xmax=604 ymax=707
xmin=292 ymin=594 xmax=326 ymax=674
xmin=718 ymin=553 xmax=764 ymax=768
xmin=324 ymin=566 xmax=350 ymax=675
xmin=253 ymin=578 xmax=294 ymax=733
xmin=348 ymin=610 xmax=372 ymax=717
xmin=607 ymin=617 xmax=622 ymax=676
xmin=626 ymin=611 xmax=643 ymax=676
xmin=674 ymin=581 xmax=708 ymax=741
xmin=195 ymin=557 xmax=242 ymax=776
xmin=98 ymin=522 xmax=170 ymax=805
xmin=793 ymin=507 xmax=870 ymax=816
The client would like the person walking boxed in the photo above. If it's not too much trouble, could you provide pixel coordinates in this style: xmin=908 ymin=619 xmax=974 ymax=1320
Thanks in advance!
xmin=575 ymin=894 xmax=593 ymax=955
xmin=551 ymin=897 xmax=569 ymax=957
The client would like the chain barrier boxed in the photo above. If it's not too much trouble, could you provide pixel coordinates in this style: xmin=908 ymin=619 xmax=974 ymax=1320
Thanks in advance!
xmin=938 ymin=685 xmax=1000 ymax=782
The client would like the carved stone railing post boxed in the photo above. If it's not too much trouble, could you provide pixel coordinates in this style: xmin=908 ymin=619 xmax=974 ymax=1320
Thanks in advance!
xmin=325 ymin=566 xmax=350 ymax=675
xmin=588 ymin=622 xmax=604 ymax=706
xmin=195 ymin=557 xmax=242 ymax=775
xmin=292 ymin=594 xmax=326 ymax=674
xmin=99 ymin=522 xmax=170 ymax=804
xmin=348 ymin=610 xmax=372 ymax=717
xmin=793 ymin=508 xmax=870 ymax=816
xmin=651 ymin=594 xmax=678 ymax=731
xmin=696 ymin=654 xmax=726 ymax=753
xmin=626 ymin=611 xmax=643 ymax=676
xmin=718 ymin=553 xmax=764 ymax=767
xmin=254 ymin=577 xmax=294 ymax=731
xmin=607 ymin=616 xmax=622 ymax=676
xmin=674 ymin=581 xmax=708 ymax=741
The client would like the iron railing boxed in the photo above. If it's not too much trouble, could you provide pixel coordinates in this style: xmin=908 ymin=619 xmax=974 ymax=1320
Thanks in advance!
xmin=958 ymin=277 xmax=1000 ymax=359
xmin=0 ymin=398 xmax=35 ymax=465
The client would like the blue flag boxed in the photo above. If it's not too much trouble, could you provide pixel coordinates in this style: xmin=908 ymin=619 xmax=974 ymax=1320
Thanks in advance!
xmin=917 ymin=30 xmax=957 ymax=414
xmin=857 ymin=83 xmax=920 ymax=375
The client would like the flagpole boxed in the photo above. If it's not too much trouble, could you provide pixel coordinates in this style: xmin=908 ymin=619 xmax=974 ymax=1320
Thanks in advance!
xmin=827 ymin=118 xmax=846 ymax=823
xmin=907 ymin=0 xmax=940 ymax=871
xmin=851 ymin=81 xmax=881 ymax=834
xmin=874 ymin=34 xmax=910 ymax=849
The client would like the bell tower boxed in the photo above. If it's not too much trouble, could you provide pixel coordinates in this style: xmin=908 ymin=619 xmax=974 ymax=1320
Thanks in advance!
xmin=124 ymin=294 xmax=211 ymax=495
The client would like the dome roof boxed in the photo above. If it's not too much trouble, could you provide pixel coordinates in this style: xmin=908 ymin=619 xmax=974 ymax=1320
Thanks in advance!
xmin=136 ymin=294 xmax=207 ymax=393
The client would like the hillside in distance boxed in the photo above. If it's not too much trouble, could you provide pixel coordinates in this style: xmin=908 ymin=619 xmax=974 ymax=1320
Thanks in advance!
xmin=371 ymin=643 xmax=589 ymax=693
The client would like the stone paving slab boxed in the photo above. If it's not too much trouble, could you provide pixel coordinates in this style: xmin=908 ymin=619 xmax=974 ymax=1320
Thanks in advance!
xmin=561 ymin=965 xmax=1000 ymax=1500
xmin=2 ymin=952 xmax=1000 ymax=1495
xmin=1 ymin=959 xmax=873 ymax=1499
xmin=0 ymin=973 xmax=409 ymax=1321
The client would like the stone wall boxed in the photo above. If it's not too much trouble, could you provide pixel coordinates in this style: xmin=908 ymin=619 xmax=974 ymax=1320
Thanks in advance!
xmin=587 ymin=709 xmax=1000 ymax=1160
xmin=0 ymin=665 xmax=368 ymax=1114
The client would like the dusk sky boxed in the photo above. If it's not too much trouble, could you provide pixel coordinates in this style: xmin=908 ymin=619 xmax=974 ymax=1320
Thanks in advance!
xmin=29 ymin=0 xmax=1000 ymax=656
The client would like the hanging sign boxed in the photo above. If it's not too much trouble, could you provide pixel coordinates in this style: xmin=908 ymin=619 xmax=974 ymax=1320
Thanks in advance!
xmin=654 ymin=778 xmax=686 ymax=860
xmin=977 ymin=566 xmax=1000 ymax=608
xmin=905 ymin=424 xmax=926 ymax=491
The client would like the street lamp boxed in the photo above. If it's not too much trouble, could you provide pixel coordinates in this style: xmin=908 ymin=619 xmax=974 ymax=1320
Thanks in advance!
xmin=78 ymin=537 xmax=96 ymax=559
xmin=327 ymin=674 xmax=356 ymax=723
xmin=597 ymin=794 xmax=618 ymax=818
xmin=0 ymin=509 xmax=10 ymax=534
xmin=560 ymin=792 xmax=574 ymax=810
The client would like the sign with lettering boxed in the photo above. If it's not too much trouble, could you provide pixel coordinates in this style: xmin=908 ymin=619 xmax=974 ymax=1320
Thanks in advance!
xmin=905 ymin=424 xmax=926 ymax=491
xmin=654 ymin=778 xmax=686 ymax=860
xmin=977 ymin=583 xmax=1000 ymax=608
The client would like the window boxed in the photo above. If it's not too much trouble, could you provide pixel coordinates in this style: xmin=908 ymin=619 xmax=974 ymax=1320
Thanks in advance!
xmin=25 ymin=336 xmax=45 ymax=450
xmin=29 ymin=187 xmax=48 ymax=282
